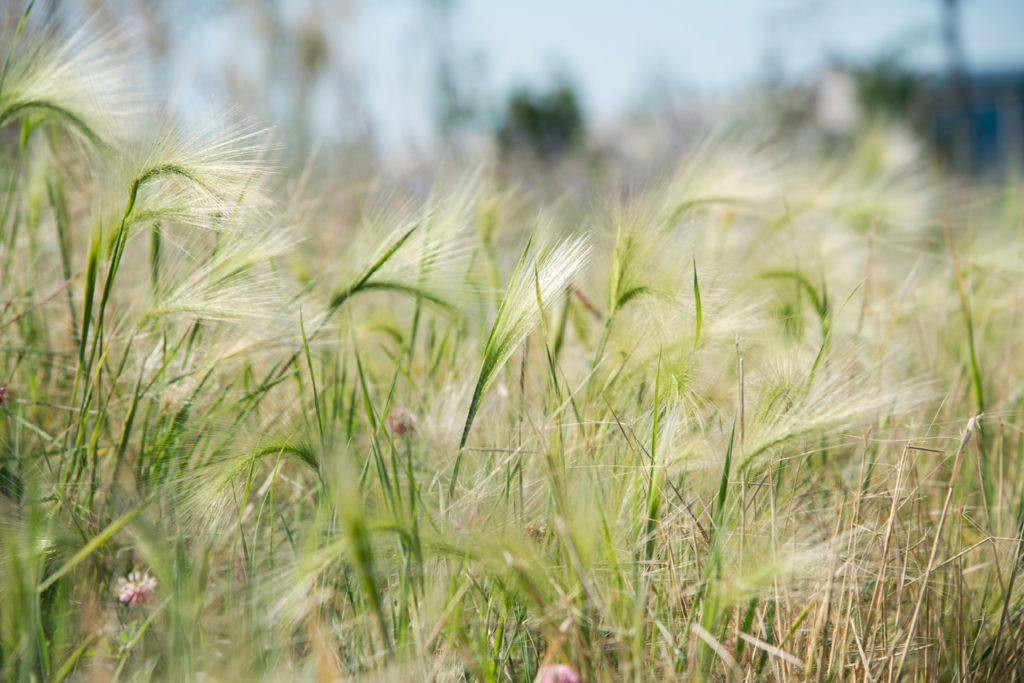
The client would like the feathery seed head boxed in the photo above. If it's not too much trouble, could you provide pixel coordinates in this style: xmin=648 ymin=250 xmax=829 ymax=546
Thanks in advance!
xmin=0 ymin=19 xmax=141 ymax=150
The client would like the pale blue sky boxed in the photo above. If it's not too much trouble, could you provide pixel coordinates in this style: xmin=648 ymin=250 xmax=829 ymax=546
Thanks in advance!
xmin=167 ymin=0 xmax=1024 ymax=150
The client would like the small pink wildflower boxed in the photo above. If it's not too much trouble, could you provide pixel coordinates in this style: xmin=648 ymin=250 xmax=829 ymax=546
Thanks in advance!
xmin=386 ymin=407 xmax=417 ymax=437
xmin=536 ymin=664 xmax=581 ymax=683
xmin=0 ymin=385 xmax=7 ymax=406
xmin=723 ymin=636 xmax=737 ymax=660
xmin=116 ymin=571 xmax=156 ymax=605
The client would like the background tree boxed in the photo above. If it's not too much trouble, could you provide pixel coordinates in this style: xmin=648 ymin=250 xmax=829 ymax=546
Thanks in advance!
xmin=496 ymin=80 xmax=585 ymax=161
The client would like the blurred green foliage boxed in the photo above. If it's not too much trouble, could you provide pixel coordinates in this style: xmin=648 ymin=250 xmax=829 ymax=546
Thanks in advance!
xmin=854 ymin=58 xmax=919 ymax=120
xmin=496 ymin=81 xmax=584 ymax=160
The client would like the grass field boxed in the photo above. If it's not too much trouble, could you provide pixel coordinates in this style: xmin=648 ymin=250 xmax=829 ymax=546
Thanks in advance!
xmin=2 ymin=14 xmax=1024 ymax=683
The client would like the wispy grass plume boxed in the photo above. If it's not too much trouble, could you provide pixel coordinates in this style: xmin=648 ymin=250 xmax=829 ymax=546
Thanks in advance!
xmin=459 ymin=233 xmax=591 ymax=450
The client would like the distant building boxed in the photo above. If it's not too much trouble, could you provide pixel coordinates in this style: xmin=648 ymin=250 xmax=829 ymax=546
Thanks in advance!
xmin=809 ymin=63 xmax=1024 ymax=172
xmin=922 ymin=70 xmax=1024 ymax=171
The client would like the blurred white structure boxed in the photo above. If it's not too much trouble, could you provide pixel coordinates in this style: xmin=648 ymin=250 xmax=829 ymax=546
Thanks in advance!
xmin=814 ymin=67 xmax=860 ymax=135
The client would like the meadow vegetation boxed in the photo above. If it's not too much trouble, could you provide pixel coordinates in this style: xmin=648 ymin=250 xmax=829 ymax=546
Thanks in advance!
xmin=2 ymin=14 xmax=1024 ymax=682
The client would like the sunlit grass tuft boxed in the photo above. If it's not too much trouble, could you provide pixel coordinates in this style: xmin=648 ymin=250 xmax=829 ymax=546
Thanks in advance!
xmin=2 ymin=13 xmax=1024 ymax=683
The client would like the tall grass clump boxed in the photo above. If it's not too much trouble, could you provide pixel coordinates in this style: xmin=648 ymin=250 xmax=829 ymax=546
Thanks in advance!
xmin=2 ymin=11 xmax=1024 ymax=682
